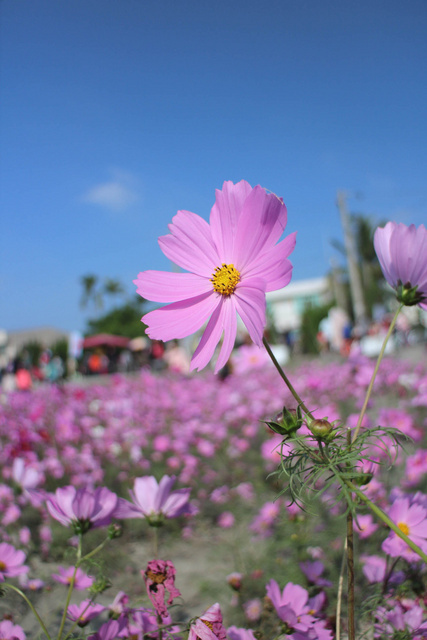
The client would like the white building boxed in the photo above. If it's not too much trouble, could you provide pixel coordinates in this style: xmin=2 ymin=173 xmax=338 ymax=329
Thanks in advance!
xmin=266 ymin=277 xmax=332 ymax=332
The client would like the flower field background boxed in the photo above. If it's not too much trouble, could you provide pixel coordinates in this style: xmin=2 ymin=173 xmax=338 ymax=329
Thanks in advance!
xmin=1 ymin=346 xmax=427 ymax=637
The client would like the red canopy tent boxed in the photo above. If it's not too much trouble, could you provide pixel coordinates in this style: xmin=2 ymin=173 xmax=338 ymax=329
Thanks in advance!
xmin=82 ymin=334 xmax=130 ymax=349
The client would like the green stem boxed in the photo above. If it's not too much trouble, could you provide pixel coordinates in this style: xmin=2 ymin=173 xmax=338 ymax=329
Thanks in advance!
xmin=347 ymin=509 xmax=355 ymax=640
xmin=352 ymin=304 xmax=403 ymax=442
xmin=262 ymin=337 xmax=313 ymax=419
xmin=57 ymin=534 xmax=82 ymax=640
xmin=343 ymin=479 xmax=427 ymax=564
xmin=4 ymin=583 xmax=51 ymax=640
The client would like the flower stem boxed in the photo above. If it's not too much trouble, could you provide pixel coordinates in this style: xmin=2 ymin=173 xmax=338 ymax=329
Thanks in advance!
xmin=352 ymin=304 xmax=403 ymax=442
xmin=343 ymin=479 xmax=427 ymax=564
xmin=262 ymin=338 xmax=313 ymax=419
xmin=57 ymin=535 xmax=82 ymax=640
xmin=347 ymin=509 xmax=355 ymax=640
xmin=3 ymin=583 xmax=51 ymax=640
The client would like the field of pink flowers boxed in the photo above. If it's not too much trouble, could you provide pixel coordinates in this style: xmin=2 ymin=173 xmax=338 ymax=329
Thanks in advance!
xmin=1 ymin=348 xmax=427 ymax=638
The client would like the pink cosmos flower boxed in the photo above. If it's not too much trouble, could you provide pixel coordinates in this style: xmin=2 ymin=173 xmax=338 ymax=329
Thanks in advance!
xmin=382 ymin=497 xmax=427 ymax=561
xmin=51 ymin=566 xmax=94 ymax=590
xmin=67 ymin=600 xmax=106 ymax=626
xmin=46 ymin=486 xmax=118 ymax=533
xmin=0 ymin=543 xmax=29 ymax=581
xmin=143 ymin=559 xmax=181 ymax=619
xmin=87 ymin=616 xmax=127 ymax=640
xmin=374 ymin=222 xmax=427 ymax=309
xmin=134 ymin=180 xmax=296 ymax=372
xmin=227 ymin=627 xmax=257 ymax=640
xmin=188 ymin=603 xmax=227 ymax=640
xmin=116 ymin=475 xmax=191 ymax=525
xmin=0 ymin=620 xmax=26 ymax=640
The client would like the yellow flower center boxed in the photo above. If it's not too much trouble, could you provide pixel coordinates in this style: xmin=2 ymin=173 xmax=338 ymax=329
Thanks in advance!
xmin=398 ymin=521 xmax=410 ymax=536
xmin=146 ymin=569 xmax=167 ymax=584
xmin=0 ymin=561 xmax=6 ymax=571
xmin=211 ymin=264 xmax=241 ymax=296
xmin=202 ymin=619 xmax=214 ymax=631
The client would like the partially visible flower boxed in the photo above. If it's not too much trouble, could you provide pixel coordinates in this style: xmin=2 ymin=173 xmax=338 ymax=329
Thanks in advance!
xmin=227 ymin=627 xmax=257 ymax=640
xmin=143 ymin=559 xmax=181 ymax=619
xmin=217 ymin=511 xmax=235 ymax=528
xmin=51 ymin=566 xmax=94 ymax=590
xmin=46 ymin=486 xmax=118 ymax=534
xmin=188 ymin=603 xmax=227 ymax=640
xmin=0 ymin=620 xmax=26 ymax=640
xmin=88 ymin=616 xmax=127 ymax=640
xmin=67 ymin=600 xmax=106 ymax=627
xmin=354 ymin=514 xmax=379 ymax=539
xmin=243 ymin=598 xmax=262 ymax=622
xmin=134 ymin=180 xmax=296 ymax=372
xmin=116 ymin=475 xmax=191 ymax=526
xmin=374 ymin=222 xmax=427 ymax=309
xmin=0 ymin=543 xmax=29 ymax=581
xmin=226 ymin=572 xmax=243 ymax=591
xmin=382 ymin=497 xmax=427 ymax=561
xmin=299 ymin=561 xmax=332 ymax=587
xmin=108 ymin=590 xmax=130 ymax=618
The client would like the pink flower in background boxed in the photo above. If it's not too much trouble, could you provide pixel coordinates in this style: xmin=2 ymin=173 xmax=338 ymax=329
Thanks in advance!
xmin=217 ymin=511 xmax=235 ymax=528
xmin=382 ymin=497 xmax=427 ymax=561
xmin=116 ymin=475 xmax=191 ymax=525
xmin=46 ymin=486 xmax=118 ymax=533
xmin=134 ymin=180 xmax=296 ymax=372
xmin=0 ymin=620 xmax=26 ymax=640
xmin=0 ymin=543 xmax=29 ymax=581
xmin=243 ymin=598 xmax=262 ymax=622
xmin=354 ymin=514 xmax=379 ymax=539
xmin=227 ymin=627 xmax=257 ymax=640
xmin=188 ymin=603 xmax=227 ymax=640
xmin=67 ymin=600 xmax=106 ymax=626
xmin=374 ymin=222 xmax=427 ymax=309
xmin=88 ymin=616 xmax=127 ymax=640
xmin=143 ymin=559 xmax=181 ymax=619
xmin=51 ymin=566 xmax=94 ymax=590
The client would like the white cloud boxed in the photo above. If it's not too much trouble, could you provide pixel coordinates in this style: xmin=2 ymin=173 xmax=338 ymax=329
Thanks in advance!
xmin=82 ymin=170 xmax=140 ymax=213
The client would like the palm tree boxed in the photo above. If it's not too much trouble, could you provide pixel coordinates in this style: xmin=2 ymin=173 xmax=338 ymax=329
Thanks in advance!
xmin=79 ymin=274 xmax=103 ymax=311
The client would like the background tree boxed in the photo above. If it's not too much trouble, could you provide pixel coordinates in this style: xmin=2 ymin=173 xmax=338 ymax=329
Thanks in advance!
xmin=85 ymin=295 xmax=147 ymax=338
xmin=79 ymin=274 xmax=103 ymax=312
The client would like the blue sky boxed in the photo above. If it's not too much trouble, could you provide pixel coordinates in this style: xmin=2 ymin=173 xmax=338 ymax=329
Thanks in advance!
xmin=1 ymin=0 xmax=426 ymax=333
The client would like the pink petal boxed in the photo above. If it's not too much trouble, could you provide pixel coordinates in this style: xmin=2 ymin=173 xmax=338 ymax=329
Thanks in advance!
xmin=214 ymin=297 xmax=238 ymax=373
xmin=374 ymin=223 xmax=395 ymax=285
xmin=159 ymin=210 xmax=219 ymax=277
xmin=234 ymin=278 xmax=266 ymax=347
xmin=244 ymin=232 xmax=296 ymax=292
xmin=209 ymin=180 xmax=253 ymax=263
xmin=190 ymin=299 xmax=226 ymax=372
xmin=142 ymin=292 xmax=220 ymax=341
xmin=234 ymin=187 xmax=287 ymax=271
xmin=134 ymin=271 xmax=212 ymax=303
xmin=155 ymin=475 xmax=176 ymax=512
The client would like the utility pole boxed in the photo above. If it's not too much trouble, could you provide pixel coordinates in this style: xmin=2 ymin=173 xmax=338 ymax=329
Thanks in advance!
xmin=336 ymin=191 xmax=368 ymax=328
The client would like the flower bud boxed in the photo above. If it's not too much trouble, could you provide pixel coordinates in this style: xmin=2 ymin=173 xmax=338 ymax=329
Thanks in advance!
xmin=266 ymin=406 xmax=303 ymax=436
xmin=308 ymin=419 xmax=333 ymax=439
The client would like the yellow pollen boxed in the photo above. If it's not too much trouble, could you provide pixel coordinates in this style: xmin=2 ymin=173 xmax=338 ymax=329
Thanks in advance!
xmin=146 ymin=569 xmax=167 ymax=584
xmin=398 ymin=522 xmax=410 ymax=536
xmin=202 ymin=620 xmax=214 ymax=631
xmin=0 ymin=561 xmax=6 ymax=571
xmin=211 ymin=263 xmax=240 ymax=296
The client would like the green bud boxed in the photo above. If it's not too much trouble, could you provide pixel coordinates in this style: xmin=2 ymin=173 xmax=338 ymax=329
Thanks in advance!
xmin=351 ymin=472 xmax=373 ymax=486
xmin=266 ymin=406 xmax=303 ymax=436
xmin=89 ymin=576 xmax=112 ymax=595
xmin=396 ymin=281 xmax=424 ymax=307
xmin=108 ymin=523 xmax=122 ymax=539
xmin=308 ymin=418 xmax=333 ymax=439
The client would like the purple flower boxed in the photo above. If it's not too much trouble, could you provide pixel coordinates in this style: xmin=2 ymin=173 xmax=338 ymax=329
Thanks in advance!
xmin=46 ymin=486 xmax=118 ymax=534
xmin=382 ymin=497 xmax=427 ymax=561
xmin=134 ymin=180 xmax=296 ymax=372
xmin=0 ymin=620 xmax=26 ymax=640
xmin=143 ymin=559 xmax=181 ymax=619
xmin=188 ymin=603 xmax=227 ymax=640
xmin=88 ymin=616 xmax=127 ymax=640
xmin=67 ymin=600 xmax=106 ymax=627
xmin=51 ymin=566 xmax=94 ymax=590
xmin=0 ymin=543 xmax=29 ymax=581
xmin=374 ymin=222 xmax=427 ymax=309
xmin=227 ymin=627 xmax=257 ymax=640
xmin=116 ymin=475 xmax=191 ymax=525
